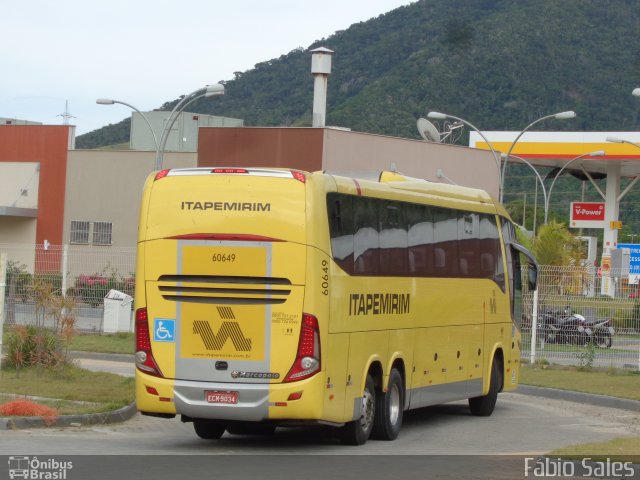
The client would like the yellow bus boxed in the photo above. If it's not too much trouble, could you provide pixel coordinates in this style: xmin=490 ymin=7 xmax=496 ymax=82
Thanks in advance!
xmin=134 ymin=167 xmax=537 ymax=445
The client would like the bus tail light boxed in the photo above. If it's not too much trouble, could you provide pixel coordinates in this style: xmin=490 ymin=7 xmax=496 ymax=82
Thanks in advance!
xmin=291 ymin=170 xmax=306 ymax=183
xmin=154 ymin=169 xmax=170 ymax=181
xmin=283 ymin=313 xmax=321 ymax=382
xmin=135 ymin=308 xmax=164 ymax=377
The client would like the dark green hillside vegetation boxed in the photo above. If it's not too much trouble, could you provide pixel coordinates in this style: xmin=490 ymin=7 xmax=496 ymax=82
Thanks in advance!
xmin=76 ymin=0 xmax=640 ymax=231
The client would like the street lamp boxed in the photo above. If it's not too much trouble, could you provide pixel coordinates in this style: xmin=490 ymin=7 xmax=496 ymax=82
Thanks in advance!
xmin=156 ymin=83 xmax=224 ymax=171
xmin=606 ymin=136 xmax=640 ymax=150
xmin=500 ymin=111 xmax=576 ymax=203
xmin=427 ymin=111 xmax=502 ymax=197
xmin=96 ymin=98 xmax=159 ymax=151
xmin=501 ymin=153 xmax=548 ymax=229
xmin=544 ymin=150 xmax=605 ymax=223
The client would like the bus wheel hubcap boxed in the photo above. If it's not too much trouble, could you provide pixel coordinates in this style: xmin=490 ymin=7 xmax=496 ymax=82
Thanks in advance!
xmin=361 ymin=390 xmax=374 ymax=431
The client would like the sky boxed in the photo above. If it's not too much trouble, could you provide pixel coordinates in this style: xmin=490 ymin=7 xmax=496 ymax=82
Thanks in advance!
xmin=1 ymin=0 xmax=414 ymax=136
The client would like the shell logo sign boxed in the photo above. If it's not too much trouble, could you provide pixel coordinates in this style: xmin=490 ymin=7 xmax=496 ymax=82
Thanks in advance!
xmin=570 ymin=202 xmax=605 ymax=228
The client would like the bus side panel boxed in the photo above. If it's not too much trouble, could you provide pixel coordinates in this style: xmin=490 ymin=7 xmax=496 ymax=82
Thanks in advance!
xmin=411 ymin=328 xmax=443 ymax=400
xmin=505 ymin=324 xmax=521 ymax=391
xmin=483 ymin=325 xmax=507 ymax=396
xmin=387 ymin=328 xmax=413 ymax=394
xmin=322 ymin=333 xmax=349 ymax=423
xmin=343 ymin=331 xmax=388 ymax=421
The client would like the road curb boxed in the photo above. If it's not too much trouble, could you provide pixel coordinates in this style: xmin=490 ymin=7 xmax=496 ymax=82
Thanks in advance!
xmin=516 ymin=385 xmax=640 ymax=411
xmin=0 ymin=402 xmax=138 ymax=430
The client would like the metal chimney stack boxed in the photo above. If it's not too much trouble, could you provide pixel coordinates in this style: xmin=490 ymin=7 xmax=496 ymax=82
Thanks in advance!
xmin=310 ymin=47 xmax=334 ymax=128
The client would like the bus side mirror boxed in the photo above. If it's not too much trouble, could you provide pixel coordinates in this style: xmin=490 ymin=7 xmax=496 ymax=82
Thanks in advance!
xmin=528 ymin=264 xmax=538 ymax=291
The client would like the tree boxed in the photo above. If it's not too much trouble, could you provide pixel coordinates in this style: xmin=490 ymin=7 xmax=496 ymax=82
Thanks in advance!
xmin=532 ymin=221 xmax=584 ymax=266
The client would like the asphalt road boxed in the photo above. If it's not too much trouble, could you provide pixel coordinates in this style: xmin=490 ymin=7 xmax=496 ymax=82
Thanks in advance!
xmin=2 ymin=392 xmax=638 ymax=454
xmin=3 ymin=356 xmax=639 ymax=479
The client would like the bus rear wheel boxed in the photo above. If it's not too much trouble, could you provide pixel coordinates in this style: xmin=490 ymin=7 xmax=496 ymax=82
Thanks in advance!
xmin=468 ymin=358 xmax=501 ymax=417
xmin=340 ymin=374 xmax=376 ymax=445
xmin=193 ymin=419 xmax=226 ymax=439
xmin=372 ymin=368 xmax=404 ymax=440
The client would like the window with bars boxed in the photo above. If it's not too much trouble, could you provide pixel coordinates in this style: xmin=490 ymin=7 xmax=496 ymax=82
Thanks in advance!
xmin=92 ymin=222 xmax=113 ymax=245
xmin=70 ymin=221 xmax=113 ymax=245
xmin=70 ymin=220 xmax=90 ymax=244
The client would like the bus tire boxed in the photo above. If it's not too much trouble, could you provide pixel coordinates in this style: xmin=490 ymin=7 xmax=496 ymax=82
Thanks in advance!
xmin=372 ymin=368 xmax=404 ymax=441
xmin=468 ymin=358 xmax=501 ymax=417
xmin=340 ymin=374 xmax=376 ymax=445
xmin=193 ymin=419 xmax=226 ymax=439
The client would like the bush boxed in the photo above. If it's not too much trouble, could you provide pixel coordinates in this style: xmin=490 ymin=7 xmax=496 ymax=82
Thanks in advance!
xmin=4 ymin=325 xmax=64 ymax=371
xmin=68 ymin=266 xmax=134 ymax=307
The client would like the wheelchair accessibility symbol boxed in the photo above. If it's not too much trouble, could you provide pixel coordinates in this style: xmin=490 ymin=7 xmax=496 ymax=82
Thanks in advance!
xmin=154 ymin=319 xmax=175 ymax=342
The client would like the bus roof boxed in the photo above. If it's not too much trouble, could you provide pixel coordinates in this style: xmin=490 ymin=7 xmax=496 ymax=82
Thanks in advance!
xmin=323 ymin=170 xmax=506 ymax=215
xmin=151 ymin=167 xmax=509 ymax=217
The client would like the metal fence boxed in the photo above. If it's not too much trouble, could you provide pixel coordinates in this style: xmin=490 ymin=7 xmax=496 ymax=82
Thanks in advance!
xmin=522 ymin=265 xmax=640 ymax=371
xmin=1 ymin=244 xmax=136 ymax=333
xmin=1 ymin=244 xmax=639 ymax=370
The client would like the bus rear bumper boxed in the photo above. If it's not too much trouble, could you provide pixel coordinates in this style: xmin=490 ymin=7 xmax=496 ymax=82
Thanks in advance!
xmin=173 ymin=380 xmax=271 ymax=422
xmin=136 ymin=370 xmax=325 ymax=422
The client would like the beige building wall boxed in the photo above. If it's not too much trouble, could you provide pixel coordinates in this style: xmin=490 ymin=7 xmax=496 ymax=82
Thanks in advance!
xmin=321 ymin=129 xmax=500 ymax=199
xmin=0 ymin=162 xmax=40 ymax=210
xmin=0 ymin=163 xmax=40 ymax=264
xmin=64 ymin=150 xmax=197 ymax=249
xmin=0 ymin=218 xmax=37 ymax=269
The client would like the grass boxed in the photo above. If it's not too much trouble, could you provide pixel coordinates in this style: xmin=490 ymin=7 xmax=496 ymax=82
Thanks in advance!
xmin=0 ymin=364 xmax=135 ymax=415
xmin=520 ymin=363 xmax=640 ymax=401
xmin=548 ymin=437 xmax=640 ymax=462
xmin=2 ymin=329 xmax=134 ymax=355
xmin=68 ymin=332 xmax=134 ymax=354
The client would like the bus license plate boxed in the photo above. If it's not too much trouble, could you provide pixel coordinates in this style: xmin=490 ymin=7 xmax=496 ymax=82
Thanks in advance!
xmin=206 ymin=391 xmax=238 ymax=404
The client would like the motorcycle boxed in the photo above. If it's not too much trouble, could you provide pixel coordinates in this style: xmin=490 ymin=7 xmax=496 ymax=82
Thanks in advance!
xmin=538 ymin=306 xmax=591 ymax=346
xmin=585 ymin=317 xmax=615 ymax=348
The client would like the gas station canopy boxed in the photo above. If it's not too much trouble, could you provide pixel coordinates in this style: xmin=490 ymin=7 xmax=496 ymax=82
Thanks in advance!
xmin=470 ymin=131 xmax=640 ymax=177
xmin=469 ymin=131 xmax=640 ymax=296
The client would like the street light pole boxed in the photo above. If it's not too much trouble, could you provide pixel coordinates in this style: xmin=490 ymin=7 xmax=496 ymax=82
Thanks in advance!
xmin=96 ymin=98 xmax=159 ymax=152
xmin=501 ymin=153 xmax=548 ymax=228
xmin=544 ymin=150 xmax=605 ymax=224
xmin=155 ymin=83 xmax=224 ymax=171
xmin=500 ymin=111 xmax=576 ymax=203
xmin=427 ymin=111 xmax=502 ymax=198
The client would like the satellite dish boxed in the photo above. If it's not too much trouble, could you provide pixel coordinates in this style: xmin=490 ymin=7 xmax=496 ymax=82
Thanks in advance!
xmin=417 ymin=118 xmax=441 ymax=143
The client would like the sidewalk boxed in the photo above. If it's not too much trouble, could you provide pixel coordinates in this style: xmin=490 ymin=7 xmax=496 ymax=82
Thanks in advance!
xmin=70 ymin=351 xmax=135 ymax=377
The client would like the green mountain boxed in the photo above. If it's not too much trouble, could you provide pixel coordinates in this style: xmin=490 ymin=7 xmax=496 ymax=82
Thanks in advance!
xmin=76 ymin=0 xmax=640 ymax=234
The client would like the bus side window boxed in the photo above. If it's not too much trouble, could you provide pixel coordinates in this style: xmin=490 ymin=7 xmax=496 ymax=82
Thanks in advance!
xmin=327 ymin=193 xmax=355 ymax=275
xmin=479 ymin=215 xmax=505 ymax=290
xmin=511 ymin=247 xmax=524 ymax=328
xmin=379 ymin=201 xmax=408 ymax=276
xmin=407 ymin=204 xmax=434 ymax=276
xmin=458 ymin=213 xmax=480 ymax=277
xmin=433 ymin=207 xmax=459 ymax=277
xmin=354 ymin=197 xmax=380 ymax=275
